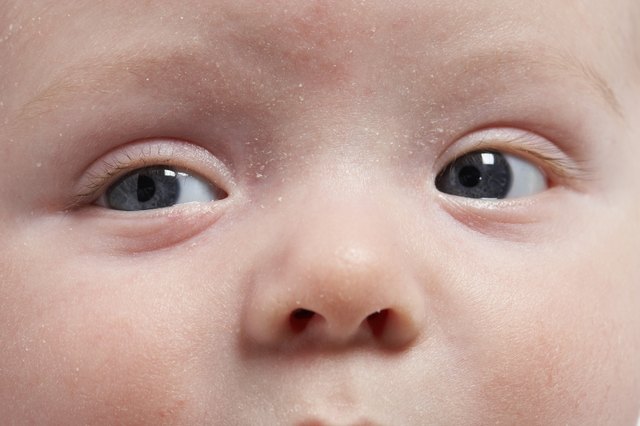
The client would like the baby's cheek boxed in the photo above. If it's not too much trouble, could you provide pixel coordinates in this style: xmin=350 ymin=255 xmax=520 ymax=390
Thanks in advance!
xmin=473 ymin=312 xmax=608 ymax=422
xmin=464 ymin=218 xmax=640 ymax=423
xmin=49 ymin=320 xmax=190 ymax=425
xmin=0 ymin=238 xmax=202 ymax=424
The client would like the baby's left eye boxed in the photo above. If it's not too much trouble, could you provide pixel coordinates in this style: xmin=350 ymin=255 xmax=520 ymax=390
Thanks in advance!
xmin=98 ymin=166 xmax=226 ymax=211
xmin=435 ymin=150 xmax=547 ymax=199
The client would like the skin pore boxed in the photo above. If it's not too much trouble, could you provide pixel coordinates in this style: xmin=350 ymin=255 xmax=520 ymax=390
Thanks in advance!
xmin=1 ymin=0 xmax=639 ymax=424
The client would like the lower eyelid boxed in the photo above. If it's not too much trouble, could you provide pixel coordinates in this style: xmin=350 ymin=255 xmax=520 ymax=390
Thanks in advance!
xmin=435 ymin=189 xmax=566 ymax=242
xmin=73 ymin=201 xmax=230 ymax=254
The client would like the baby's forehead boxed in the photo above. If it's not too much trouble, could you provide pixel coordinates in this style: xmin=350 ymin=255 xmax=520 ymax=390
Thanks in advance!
xmin=1 ymin=0 xmax=630 ymax=48
xmin=3 ymin=1 xmax=634 ymax=73
xmin=0 ymin=0 xmax=635 ymax=126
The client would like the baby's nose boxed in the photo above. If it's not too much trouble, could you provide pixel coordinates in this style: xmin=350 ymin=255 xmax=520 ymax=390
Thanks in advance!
xmin=241 ymin=199 xmax=426 ymax=350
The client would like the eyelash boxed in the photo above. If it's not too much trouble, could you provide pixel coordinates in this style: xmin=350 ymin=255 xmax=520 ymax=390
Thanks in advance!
xmin=82 ymin=155 xmax=169 ymax=198
xmin=69 ymin=140 xmax=232 ymax=209
xmin=437 ymin=129 xmax=592 ymax=188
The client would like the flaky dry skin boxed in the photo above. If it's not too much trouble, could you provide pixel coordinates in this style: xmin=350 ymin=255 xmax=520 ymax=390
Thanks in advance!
xmin=0 ymin=1 xmax=639 ymax=424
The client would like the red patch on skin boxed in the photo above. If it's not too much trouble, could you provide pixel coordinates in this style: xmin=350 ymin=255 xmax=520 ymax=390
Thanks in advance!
xmin=158 ymin=399 xmax=188 ymax=419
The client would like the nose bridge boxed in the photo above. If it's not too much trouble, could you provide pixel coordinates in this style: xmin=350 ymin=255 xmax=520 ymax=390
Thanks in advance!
xmin=283 ymin=172 xmax=407 ymax=269
xmin=283 ymin=187 xmax=406 ymax=294
xmin=242 ymin=190 xmax=426 ymax=349
xmin=297 ymin=194 xmax=397 ymax=268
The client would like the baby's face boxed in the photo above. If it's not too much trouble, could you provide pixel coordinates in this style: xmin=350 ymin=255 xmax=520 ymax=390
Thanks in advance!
xmin=1 ymin=0 xmax=639 ymax=424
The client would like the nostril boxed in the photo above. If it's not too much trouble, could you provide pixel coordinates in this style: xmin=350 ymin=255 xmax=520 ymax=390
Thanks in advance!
xmin=366 ymin=309 xmax=390 ymax=337
xmin=290 ymin=308 xmax=316 ymax=333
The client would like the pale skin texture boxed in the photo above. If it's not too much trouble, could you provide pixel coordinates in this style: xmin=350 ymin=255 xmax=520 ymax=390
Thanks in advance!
xmin=0 ymin=0 xmax=639 ymax=424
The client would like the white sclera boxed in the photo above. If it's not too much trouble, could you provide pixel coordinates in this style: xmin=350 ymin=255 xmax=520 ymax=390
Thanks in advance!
xmin=504 ymin=153 xmax=547 ymax=198
xmin=174 ymin=171 xmax=218 ymax=204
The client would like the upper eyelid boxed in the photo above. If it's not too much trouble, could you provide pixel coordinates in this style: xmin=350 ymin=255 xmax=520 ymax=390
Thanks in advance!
xmin=435 ymin=128 xmax=595 ymax=188
xmin=69 ymin=140 xmax=234 ymax=209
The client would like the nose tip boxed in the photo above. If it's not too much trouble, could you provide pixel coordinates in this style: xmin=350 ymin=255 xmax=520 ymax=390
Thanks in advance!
xmin=242 ymin=239 xmax=426 ymax=350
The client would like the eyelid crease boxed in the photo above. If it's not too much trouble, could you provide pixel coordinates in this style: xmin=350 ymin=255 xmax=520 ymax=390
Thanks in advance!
xmin=68 ymin=140 xmax=233 ymax=210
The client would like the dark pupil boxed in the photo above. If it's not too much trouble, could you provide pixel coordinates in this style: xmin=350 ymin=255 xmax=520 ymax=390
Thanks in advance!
xmin=458 ymin=166 xmax=482 ymax=188
xmin=137 ymin=174 xmax=156 ymax=202
xmin=435 ymin=151 xmax=512 ymax=199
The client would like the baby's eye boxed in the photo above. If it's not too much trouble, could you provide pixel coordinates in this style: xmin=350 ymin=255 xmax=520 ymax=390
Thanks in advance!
xmin=98 ymin=166 xmax=226 ymax=211
xmin=435 ymin=150 xmax=547 ymax=199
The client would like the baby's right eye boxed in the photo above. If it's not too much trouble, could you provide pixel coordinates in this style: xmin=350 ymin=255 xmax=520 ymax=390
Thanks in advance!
xmin=98 ymin=166 xmax=227 ymax=211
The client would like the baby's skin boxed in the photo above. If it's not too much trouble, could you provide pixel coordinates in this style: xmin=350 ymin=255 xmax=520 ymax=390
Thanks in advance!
xmin=1 ymin=0 xmax=639 ymax=424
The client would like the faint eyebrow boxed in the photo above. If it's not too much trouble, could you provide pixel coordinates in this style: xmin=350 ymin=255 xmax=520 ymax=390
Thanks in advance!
xmin=17 ymin=50 xmax=237 ymax=122
xmin=453 ymin=48 xmax=622 ymax=118
xmin=17 ymin=45 xmax=623 ymax=121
